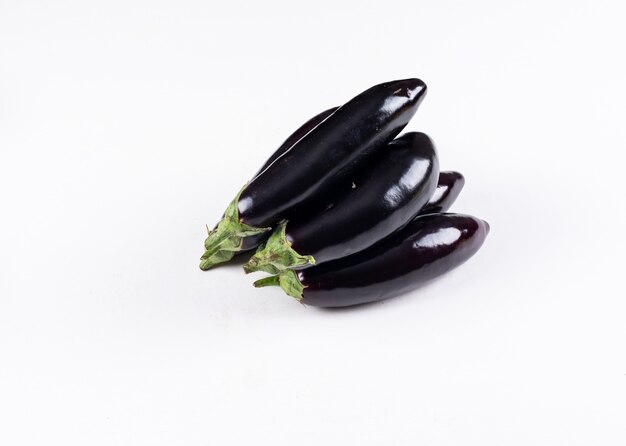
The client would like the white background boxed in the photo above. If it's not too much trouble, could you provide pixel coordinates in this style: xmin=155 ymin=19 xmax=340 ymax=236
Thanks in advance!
xmin=1 ymin=0 xmax=625 ymax=444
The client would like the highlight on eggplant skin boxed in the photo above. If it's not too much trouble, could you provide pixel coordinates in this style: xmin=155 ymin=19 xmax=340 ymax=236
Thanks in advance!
xmin=420 ymin=171 xmax=465 ymax=215
xmin=238 ymin=78 xmax=428 ymax=228
xmin=252 ymin=106 xmax=339 ymax=179
xmin=200 ymin=78 xmax=428 ymax=270
xmin=240 ymin=167 xmax=463 ymax=260
xmin=254 ymin=213 xmax=489 ymax=308
xmin=243 ymin=132 xmax=440 ymax=274
xmin=209 ymin=107 xmax=340 ymax=255
xmin=241 ymin=107 xmax=340 ymax=252
xmin=239 ymin=149 xmax=461 ymax=259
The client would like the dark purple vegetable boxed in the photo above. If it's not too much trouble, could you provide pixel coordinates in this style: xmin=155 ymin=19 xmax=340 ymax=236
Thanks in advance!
xmin=252 ymin=107 xmax=339 ymax=179
xmin=208 ymin=107 xmax=339 ymax=254
xmin=201 ymin=79 xmax=427 ymax=270
xmin=244 ymin=132 xmax=439 ymax=274
xmin=254 ymin=213 xmax=489 ymax=307
xmin=241 ymin=107 xmax=339 ymax=251
xmin=243 ymin=165 xmax=463 ymax=256
xmin=420 ymin=171 xmax=465 ymax=215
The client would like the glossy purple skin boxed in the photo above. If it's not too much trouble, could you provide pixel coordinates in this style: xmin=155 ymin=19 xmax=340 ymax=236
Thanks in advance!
xmin=239 ymin=107 xmax=339 ymax=251
xmin=286 ymin=132 xmax=439 ymax=265
xmin=420 ymin=171 xmax=465 ymax=215
xmin=252 ymin=107 xmax=339 ymax=179
xmin=297 ymin=214 xmax=489 ymax=308
xmin=243 ymin=170 xmax=464 ymax=254
xmin=238 ymin=79 xmax=428 ymax=228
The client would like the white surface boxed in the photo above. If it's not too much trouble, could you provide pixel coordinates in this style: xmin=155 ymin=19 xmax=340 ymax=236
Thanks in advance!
xmin=1 ymin=0 xmax=625 ymax=444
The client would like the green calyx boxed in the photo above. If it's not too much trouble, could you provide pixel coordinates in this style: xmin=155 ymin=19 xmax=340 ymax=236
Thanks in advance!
xmin=253 ymin=270 xmax=305 ymax=301
xmin=242 ymin=222 xmax=315 ymax=274
xmin=199 ymin=186 xmax=271 ymax=270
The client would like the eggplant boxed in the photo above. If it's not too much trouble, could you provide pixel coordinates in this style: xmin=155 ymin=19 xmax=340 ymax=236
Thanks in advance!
xmin=239 ymin=107 xmax=339 ymax=252
xmin=243 ymin=132 xmax=439 ymax=274
xmin=244 ymin=164 xmax=462 ymax=256
xmin=208 ymin=107 xmax=339 ymax=254
xmin=421 ymin=171 xmax=465 ymax=215
xmin=254 ymin=213 xmax=489 ymax=307
xmin=243 ymin=148 xmax=461 ymax=258
xmin=201 ymin=78 xmax=427 ymax=270
xmin=252 ymin=107 xmax=339 ymax=178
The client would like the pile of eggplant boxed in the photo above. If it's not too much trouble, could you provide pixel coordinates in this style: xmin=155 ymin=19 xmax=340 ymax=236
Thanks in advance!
xmin=200 ymin=79 xmax=489 ymax=308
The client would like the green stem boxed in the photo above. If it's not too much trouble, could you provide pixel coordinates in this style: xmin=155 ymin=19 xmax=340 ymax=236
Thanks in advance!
xmin=199 ymin=185 xmax=271 ymax=270
xmin=253 ymin=276 xmax=281 ymax=288
xmin=243 ymin=222 xmax=315 ymax=274
xmin=252 ymin=270 xmax=305 ymax=301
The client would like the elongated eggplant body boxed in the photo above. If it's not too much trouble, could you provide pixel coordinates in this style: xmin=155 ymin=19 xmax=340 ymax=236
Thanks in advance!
xmin=241 ymin=149 xmax=459 ymax=256
xmin=421 ymin=171 xmax=465 ymax=215
xmin=244 ymin=132 xmax=439 ymax=274
xmin=209 ymin=107 xmax=339 ymax=254
xmin=241 ymin=107 xmax=339 ymax=252
xmin=244 ymin=161 xmax=463 ymax=256
xmin=252 ymin=107 xmax=339 ymax=179
xmin=239 ymin=79 xmax=427 ymax=227
xmin=201 ymin=79 xmax=427 ymax=270
xmin=254 ymin=214 xmax=489 ymax=307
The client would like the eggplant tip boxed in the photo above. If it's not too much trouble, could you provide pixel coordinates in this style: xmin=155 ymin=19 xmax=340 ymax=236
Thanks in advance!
xmin=453 ymin=171 xmax=465 ymax=184
xmin=399 ymin=78 xmax=427 ymax=100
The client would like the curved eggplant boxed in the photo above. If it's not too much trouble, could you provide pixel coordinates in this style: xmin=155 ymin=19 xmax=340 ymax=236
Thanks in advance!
xmin=240 ymin=107 xmax=339 ymax=251
xmin=254 ymin=213 xmax=489 ymax=307
xmin=209 ymin=107 xmax=339 ymax=254
xmin=252 ymin=107 xmax=339 ymax=178
xmin=242 ymin=166 xmax=463 ymax=256
xmin=243 ymin=132 xmax=439 ymax=274
xmin=201 ymin=78 xmax=427 ymax=270
xmin=421 ymin=171 xmax=465 ymax=215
